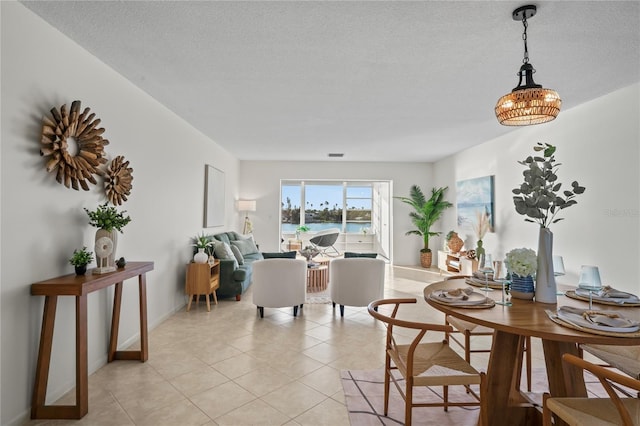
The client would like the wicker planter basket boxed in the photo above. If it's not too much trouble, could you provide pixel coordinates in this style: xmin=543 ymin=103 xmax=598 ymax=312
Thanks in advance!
xmin=420 ymin=251 xmax=432 ymax=268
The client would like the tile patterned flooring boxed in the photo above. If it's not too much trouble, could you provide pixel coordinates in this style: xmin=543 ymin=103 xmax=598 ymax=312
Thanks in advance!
xmin=25 ymin=267 xmax=549 ymax=426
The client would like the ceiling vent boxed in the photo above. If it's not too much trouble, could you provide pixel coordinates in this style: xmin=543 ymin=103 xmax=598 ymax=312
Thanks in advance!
xmin=328 ymin=153 xmax=344 ymax=158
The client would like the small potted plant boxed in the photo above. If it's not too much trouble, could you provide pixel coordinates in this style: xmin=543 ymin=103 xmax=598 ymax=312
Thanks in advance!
xmin=295 ymin=225 xmax=310 ymax=241
xmin=69 ymin=246 xmax=94 ymax=275
xmin=191 ymin=233 xmax=214 ymax=263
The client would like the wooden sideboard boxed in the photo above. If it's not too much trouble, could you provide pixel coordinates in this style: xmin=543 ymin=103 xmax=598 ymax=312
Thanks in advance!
xmin=30 ymin=261 xmax=154 ymax=420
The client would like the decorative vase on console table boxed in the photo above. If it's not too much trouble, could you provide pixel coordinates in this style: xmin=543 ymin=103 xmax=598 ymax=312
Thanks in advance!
xmin=85 ymin=203 xmax=131 ymax=275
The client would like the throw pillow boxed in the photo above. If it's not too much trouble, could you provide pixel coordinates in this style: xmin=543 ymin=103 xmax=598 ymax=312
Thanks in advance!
xmin=344 ymin=252 xmax=378 ymax=258
xmin=214 ymin=242 xmax=236 ymax=260
xmin=230 ymin=239 xmax=259 ymax=256
xmin=230 ymin=245 xmax=245 ymax=265
xmin=261 ymin=251 xmax=297 ymax=259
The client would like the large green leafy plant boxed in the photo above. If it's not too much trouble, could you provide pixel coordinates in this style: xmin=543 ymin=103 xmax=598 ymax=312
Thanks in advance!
xmin=396 ymin=185 xmax=452 ymax=253
xmin=84 ymin=203 xmax=132 ymax=233
xmin=513 ymin=143 xmax=585 ymax=228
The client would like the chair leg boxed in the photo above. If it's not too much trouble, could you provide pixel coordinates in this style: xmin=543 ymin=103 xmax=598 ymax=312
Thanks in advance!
xmin=525 ymin=336 xmax=532 ymax=392
xmin=293 ymin=305 xmax=298 ymax=317
xmin=258 ymin=306 xmax=264 ymax=318
xmin=443 ymin=385 xmax=449 ymax=412
xmin=405 ymin=377 xmax=413 ymax=426
xmin=332 ymin=302 xmax=336 ymax=308
xmin=542 ymin=393 xmax=553 ymax=426
xmin=340 ymin=305 xmax=345 ymax=317
xmin=299 ymin=303 xmax=303 ymax=309
xmin=384 ymin=356 xmax=391 ymax=415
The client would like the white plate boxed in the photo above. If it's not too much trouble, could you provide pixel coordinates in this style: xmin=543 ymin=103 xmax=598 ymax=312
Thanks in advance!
xmin=430 ymin=291 xmax=488 ymax=306
xmin=557 ymin=308 xmax=640 ymax=333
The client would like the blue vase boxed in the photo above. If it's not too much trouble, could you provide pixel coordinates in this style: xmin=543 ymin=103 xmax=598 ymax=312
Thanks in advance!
xmin=511 ymin=273 xmax=535 ymax=299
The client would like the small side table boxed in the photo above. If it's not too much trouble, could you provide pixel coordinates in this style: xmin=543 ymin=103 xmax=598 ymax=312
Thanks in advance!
xmin=307 ymin=265 xmax=329 ymax=293
xmin=185 ymin=260 xmax=220 ymax=311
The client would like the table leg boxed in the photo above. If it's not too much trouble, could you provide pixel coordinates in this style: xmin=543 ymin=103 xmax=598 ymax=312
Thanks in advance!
xmin=485 ymin=331 xmax=538 ymax=426
xmin=76 ymin=294 xmax=89 ymax=417
xmin=541 ymin=340 xmax=585 ymax=397
xmin=31 ymin=295 xmax=57 ymax=418
xmin=108 ymin=281 xmax=123 ymax=362
xmin=138 ymin=273 xmax=148 ymax=361
xmin=31 ymin=294 xmax=88 ymax=419
xmin=108 ymin=273 xmax=148 ymax=362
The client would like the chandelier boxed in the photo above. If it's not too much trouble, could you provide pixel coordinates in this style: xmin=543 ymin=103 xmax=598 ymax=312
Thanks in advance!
xmin=495 ymin=5 xmax=561 ymax=126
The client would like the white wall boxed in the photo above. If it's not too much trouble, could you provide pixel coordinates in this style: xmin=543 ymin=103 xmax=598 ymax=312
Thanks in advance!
xmin=238 ymin=161 xmax=434 ymax=265
xmin=434 ymin=83 xmax=640 ymax=293
xmin=1 ymin=4 xmax=240 ymax=424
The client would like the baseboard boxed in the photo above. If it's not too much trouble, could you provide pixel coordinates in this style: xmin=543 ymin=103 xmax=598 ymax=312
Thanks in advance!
xmin=392 ymin=264 xmax=448 ymax=282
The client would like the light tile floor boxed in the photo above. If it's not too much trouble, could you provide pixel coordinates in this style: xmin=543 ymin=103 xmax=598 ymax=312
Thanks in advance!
xmin=25 ymin=267 xmax=551 ymax=426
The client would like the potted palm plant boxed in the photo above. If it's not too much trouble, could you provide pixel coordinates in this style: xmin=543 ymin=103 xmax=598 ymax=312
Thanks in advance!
xmin=396 ymin=185 xmax=453 ymax=268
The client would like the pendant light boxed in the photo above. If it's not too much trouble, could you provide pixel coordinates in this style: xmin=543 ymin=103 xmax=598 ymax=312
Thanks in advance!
xmin=495 ymin=5 xmax=561 ymax=126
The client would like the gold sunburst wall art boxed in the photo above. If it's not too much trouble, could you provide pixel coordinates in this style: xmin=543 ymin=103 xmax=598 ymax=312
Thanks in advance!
xmin=105 ymin=155 xmax=133 ymax=206
xmin=40 ymin=100 xmax=109 ymax=190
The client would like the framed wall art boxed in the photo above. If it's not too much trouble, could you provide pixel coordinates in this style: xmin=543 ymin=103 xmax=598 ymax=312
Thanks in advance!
xmin=456 ymin=175 xmax=495 ymax=232
xmin=204 ymin=165 xmax=225 ymax=228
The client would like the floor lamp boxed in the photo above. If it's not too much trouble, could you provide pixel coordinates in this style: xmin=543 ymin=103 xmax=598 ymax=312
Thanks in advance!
xmin=237 ymin=200 xmax=256 ymax=234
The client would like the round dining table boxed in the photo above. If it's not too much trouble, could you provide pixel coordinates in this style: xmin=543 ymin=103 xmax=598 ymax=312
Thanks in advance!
xmin=424 ymin=279 xmax=640 ymax=426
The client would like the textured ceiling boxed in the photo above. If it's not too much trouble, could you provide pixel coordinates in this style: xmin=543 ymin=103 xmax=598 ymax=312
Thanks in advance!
xmin=21 ymin=1 xmax=640 ymax=162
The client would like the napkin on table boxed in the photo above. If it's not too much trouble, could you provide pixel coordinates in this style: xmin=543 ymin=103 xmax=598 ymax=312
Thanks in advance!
xmin=558 ymin=306 xmax=639 ymax=329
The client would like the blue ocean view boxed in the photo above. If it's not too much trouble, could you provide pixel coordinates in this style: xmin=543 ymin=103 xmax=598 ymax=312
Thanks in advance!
xmin=282 ymin=222 xmax=370 ymax=233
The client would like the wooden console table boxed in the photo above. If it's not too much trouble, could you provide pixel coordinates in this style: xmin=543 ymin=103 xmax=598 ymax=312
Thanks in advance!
xmin=30 ymin=261 xmax=154 ymax=419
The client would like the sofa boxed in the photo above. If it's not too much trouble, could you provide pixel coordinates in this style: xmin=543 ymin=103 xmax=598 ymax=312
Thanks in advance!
xmin=209 ymin=231 xmax=263 ymax=301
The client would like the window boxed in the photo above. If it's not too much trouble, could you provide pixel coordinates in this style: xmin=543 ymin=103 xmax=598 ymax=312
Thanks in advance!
xmin=281 ymin=180 xmax=372 ymax=233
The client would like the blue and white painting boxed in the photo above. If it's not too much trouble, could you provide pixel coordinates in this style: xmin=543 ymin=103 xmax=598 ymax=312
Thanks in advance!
xmin=456 ymin=176 xmax=495 ymax=231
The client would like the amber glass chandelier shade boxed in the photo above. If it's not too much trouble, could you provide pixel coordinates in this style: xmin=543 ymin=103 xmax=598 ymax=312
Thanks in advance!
xmin=495 ymin=87 xmax=561 ymax=126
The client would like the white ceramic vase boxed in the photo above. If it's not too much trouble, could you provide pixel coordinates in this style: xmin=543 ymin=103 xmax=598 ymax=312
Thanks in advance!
xmin=535 ymin=227 xmax=557 ymax=304
xmin=194 ymin=248 xmax=208 ymax=264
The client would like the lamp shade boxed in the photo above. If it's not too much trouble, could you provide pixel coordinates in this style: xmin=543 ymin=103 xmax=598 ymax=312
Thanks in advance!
xmin=237 ymin=200 xmax=256 ymax=212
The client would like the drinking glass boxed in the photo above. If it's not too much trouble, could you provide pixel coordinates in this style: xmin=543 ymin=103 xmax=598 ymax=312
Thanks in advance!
xmin=493 ymin=260 xmax=512 ymax=306
xmin=553 ymin=255 xmax=566 ymax=296
xmin=578 ymin=265 xmax=603 ymax=309
xmin=479 ymin=253 xmax=494 ymax=292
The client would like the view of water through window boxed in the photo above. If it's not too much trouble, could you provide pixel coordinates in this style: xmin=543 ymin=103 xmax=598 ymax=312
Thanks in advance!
xmin=281 ymin=181 xmax=372 ymax=233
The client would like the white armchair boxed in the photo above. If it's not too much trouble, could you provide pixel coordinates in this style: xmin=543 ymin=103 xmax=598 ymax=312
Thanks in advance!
xmin=252 ymin=258 xmax=307 ymax=318
xmin=330 ymin=258 xmax=385 ymax=317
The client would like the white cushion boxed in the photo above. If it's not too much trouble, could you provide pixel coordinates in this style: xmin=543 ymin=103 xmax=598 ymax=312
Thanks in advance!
xmin=329 ymin=258 xmax=385 ymax=307
xmin=252 ymin=259 xmax=307 ymax=309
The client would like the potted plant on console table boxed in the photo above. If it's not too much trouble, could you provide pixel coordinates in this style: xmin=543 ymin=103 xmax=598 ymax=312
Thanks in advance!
xmin=69 ymin=246 xmax=94 ymax=275
xmin=396 ymin=185 xmax=452 ymax=268
xmin=84 ymin=203 xmax=131 ymax=274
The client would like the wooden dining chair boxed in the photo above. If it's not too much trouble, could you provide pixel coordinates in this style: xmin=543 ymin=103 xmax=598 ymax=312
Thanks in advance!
xmin=443 ymin=275 xmax=533 ymax=391
xmin=543 ymin=353 xmax=640 ymax=426
xmin=581 ymin=344 xmax=640 ymax=398
xmin=368 ymin=298 xmax=487 ymax=426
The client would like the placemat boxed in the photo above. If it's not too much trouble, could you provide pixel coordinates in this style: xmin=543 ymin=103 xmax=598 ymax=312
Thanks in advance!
xmin=465 ymin=277 xmax=503 ymax=290
xmin=564 ymin=290 xmax=640 ymax=307
xmin=545 ymin=310 xmax=640 ymax=338
xmin=428 ymin=293 xmax=495 ymax=309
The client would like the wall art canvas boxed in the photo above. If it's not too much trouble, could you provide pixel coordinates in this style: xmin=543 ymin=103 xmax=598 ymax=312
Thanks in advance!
xmin=204 ymin=165 xmax=225 ymax=228
xmin=456 ymin=175 xmax=495 ymax=232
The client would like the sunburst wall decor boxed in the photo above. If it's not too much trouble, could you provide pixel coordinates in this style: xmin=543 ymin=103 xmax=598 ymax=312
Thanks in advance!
xmin=40 ymin=100 xmax=109 ymax=190
xmin=105 ymin=155 xmax=133 ymax=205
